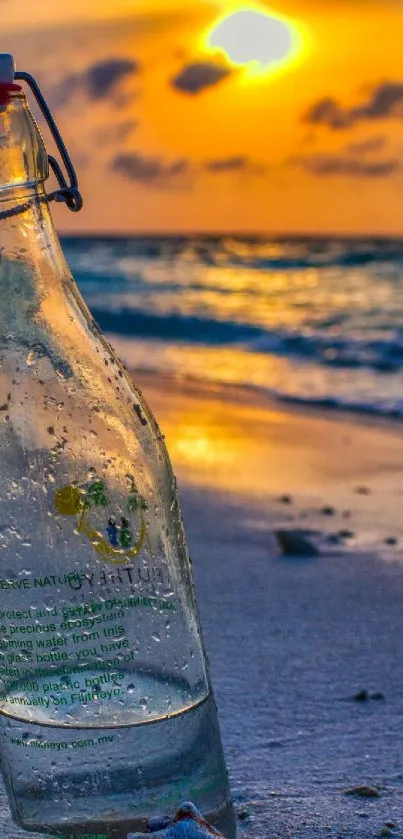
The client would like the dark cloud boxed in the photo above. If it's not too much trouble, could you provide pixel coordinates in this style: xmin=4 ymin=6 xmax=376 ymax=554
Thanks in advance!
xmin=305 ymin=97 xmax=348 ymax=129
xmin=112 ymin=152 xmax=265 ymax=185
xmin=293 ymin=153 xmax=400 ymax=177
xmin=204 ymin=155 xmax=265 ymax=175
xmin=205 ymin=156 xmax=250 ymax=172
xmin=84 ymin=58 xmax=139 ymax=99
xmin=57 ymin=58 xmax=139 ymax=105
xmin=305 ymin=82 xmax=403 ymax=130
xmin=346 ymin=136 xmax=386 ymax=155
xmin=171 ymin=62 xmax=232 ymax=95
xmin=112 ymin=152 xmax=188 ymax=185
xmin=93 ymin=119 xmax=138 ymax=146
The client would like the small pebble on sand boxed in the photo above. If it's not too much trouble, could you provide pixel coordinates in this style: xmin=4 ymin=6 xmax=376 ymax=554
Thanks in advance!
xmin=385 ymin=537 xmax=398 ymax=546
xmin=355 ymin=486 xmax=371 ymax=495
xmin=279 ymin=494 xmax=293 ymax=505
xmin=354 ymin=689 xmax=369 ymax=702
xmin=321 ymin=506 xmax=335 ymax=516
xmin=350 ymin=689 xmax=385 ymax=702
xmin=275 ymin=529 xmax=320 ymax=557
xmin=344 ymin=785 xmax=380 ymax=798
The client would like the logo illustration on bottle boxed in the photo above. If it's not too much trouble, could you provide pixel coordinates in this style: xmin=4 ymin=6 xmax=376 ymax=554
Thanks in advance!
xmin=54 ymin=476 xmax=148 ymax=564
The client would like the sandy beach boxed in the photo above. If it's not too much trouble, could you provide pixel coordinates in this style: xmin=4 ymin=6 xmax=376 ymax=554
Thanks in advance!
xmin=2 ymin=372 xmax=403 ymax=838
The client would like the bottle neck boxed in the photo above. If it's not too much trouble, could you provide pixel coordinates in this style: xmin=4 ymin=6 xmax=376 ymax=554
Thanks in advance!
xmin=0 ymin=93 xmax=70 ymax=339
xmin=0 ymin=91 xmax=48 ymax=199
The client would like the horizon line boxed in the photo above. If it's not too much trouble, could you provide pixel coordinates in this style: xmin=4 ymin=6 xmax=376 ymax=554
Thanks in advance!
xmin=59 ymin=230 xmax=403 ymax=240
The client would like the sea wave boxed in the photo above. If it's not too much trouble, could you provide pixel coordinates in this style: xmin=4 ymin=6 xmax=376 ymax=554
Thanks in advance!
xmin=62 ymin=235 xmax=403 ymax=422
xmin=91 ymin=306 xmax=403 ymax=373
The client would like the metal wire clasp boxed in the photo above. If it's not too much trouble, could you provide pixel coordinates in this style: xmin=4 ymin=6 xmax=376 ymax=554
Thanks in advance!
xmin=15 ymin=71 xmax=83 ymax=212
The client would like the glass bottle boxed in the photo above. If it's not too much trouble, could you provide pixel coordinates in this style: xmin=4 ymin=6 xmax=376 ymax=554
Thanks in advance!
xmin=0 ymin=57 xmax=235 ymax=838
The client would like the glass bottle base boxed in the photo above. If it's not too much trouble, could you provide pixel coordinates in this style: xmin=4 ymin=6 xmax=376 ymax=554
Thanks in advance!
xmin=0 ymin=693 xmax=236 ymax=839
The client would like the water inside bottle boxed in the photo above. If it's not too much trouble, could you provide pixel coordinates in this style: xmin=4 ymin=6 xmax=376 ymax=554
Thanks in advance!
xmin=0 ymin=675 xmax=234 ymax=838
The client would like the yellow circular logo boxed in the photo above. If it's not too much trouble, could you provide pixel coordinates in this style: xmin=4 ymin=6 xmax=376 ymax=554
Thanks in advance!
xmin=54 ymin=477 xmax=148 ymax=564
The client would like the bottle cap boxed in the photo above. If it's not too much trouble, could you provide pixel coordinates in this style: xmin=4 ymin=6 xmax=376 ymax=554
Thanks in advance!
xmin=0 ymin=54 xmax=15 ymax=85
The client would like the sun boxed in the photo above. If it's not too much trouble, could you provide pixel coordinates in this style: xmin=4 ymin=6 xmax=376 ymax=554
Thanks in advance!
xmin=204 ymin=6 xmax=303 ymax=78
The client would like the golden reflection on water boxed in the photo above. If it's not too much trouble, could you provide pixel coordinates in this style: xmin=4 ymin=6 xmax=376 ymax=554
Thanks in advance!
xmin=165 ymin=403 xmax=269 ymax=496
xmin=145 ymin=260 xmax=323 ymax=330
xmin=146 ymin=377 xmax=287 ymax=499
xmin=172 ymin=422 xmax=237 ymax=469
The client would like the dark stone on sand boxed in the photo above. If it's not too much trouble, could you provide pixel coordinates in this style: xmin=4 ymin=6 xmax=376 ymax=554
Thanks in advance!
xmin=385 ymin=537 xmax=398 ymax=546
xmin=275 ymin=529 xmax=320 ymax=557
xmin=321 ymin=505 xmax=335 ymax=516
xmin=354 ymin=689 xmax=369 ymax=702
xmin=279 ymin=494 xmax=293 ymax=504
xmin=327 ymin=533 xmax=342 ymax=545
xmin=385 ymin=822 xmax=396 ymax=829
xmin=237 ymin=808 xmax=250 ymax=821
xmin=266 ymin=739 xmax=284 ymax=748
xmin=344 ymin=785 xmax=380 ymax=798
xmin=339 ymin=529 xmax=355 ymax=539
xmin=355 ymin=486 xmax=371 ymax=495
xmin=351 ymin=689 xmax=385 ymax=702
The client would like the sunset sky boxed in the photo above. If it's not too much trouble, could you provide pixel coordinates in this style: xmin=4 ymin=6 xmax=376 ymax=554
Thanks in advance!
xmin=3 ymin=0 xmax=403 ymax=234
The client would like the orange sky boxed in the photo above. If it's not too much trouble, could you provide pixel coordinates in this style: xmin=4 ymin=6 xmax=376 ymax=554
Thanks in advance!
xmin=3 ymin=0 xmax=403 ymax=234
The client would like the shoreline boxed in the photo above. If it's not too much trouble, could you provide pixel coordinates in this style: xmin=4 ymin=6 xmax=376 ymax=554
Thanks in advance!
xmin=134 ymin=367 xmax=403 ymax=432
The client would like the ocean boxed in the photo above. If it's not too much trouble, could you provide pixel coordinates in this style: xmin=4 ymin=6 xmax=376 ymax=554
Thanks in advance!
xmin=62 ymin=235 xmax=403 ymax=420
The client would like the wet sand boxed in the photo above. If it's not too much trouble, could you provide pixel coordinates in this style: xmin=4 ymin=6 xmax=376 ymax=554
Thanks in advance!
xmin=138 ymin=371 xmax=403 ymax=554
xmin=2 ymin=372 xmax=403 ymax=838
